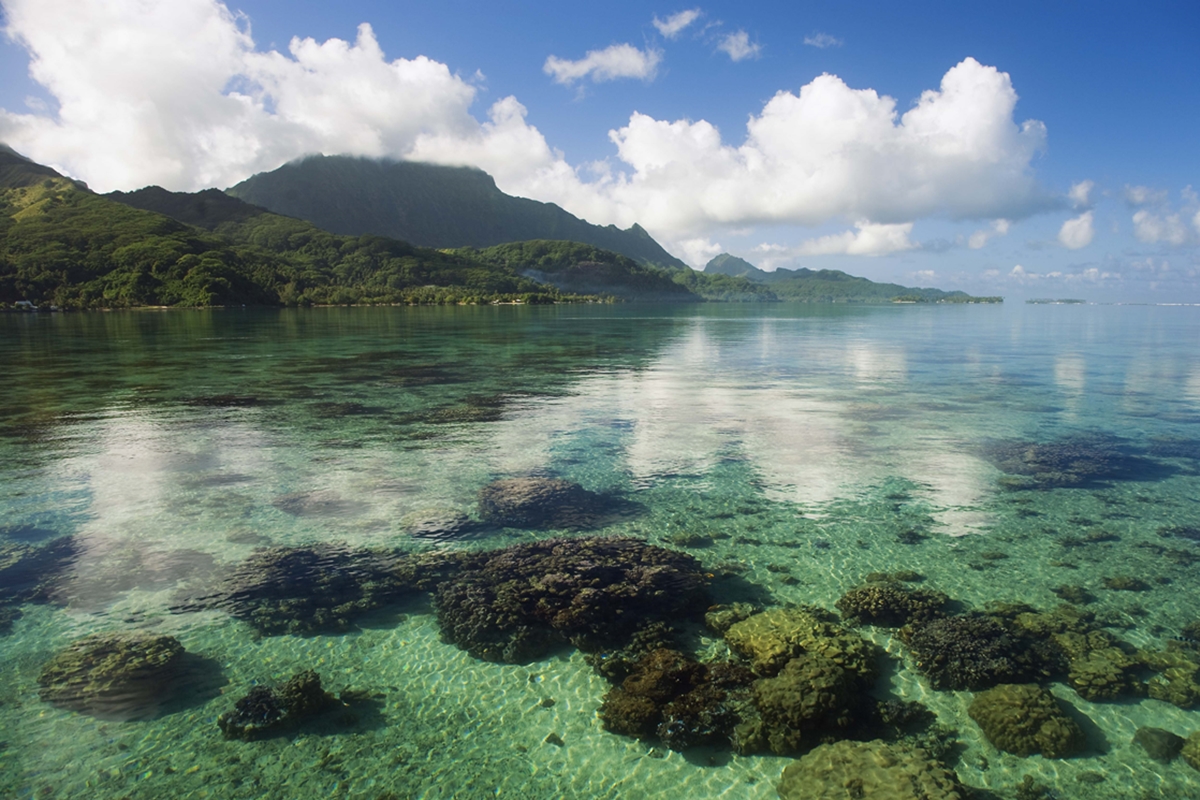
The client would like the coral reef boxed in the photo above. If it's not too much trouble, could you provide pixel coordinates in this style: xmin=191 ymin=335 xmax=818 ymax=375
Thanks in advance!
xmin=1183 ymin=732 xmax=1200 ymax=772
xmin=902 ymin=614 xmax=1051 ymax=691
xmin=967 ymin=684 xmax=1086 ymax=758
xmin=171 ymin=543 xmax=446 ymax=635
xmin=776 ymin=740 xmax=969 ymax=800
xmin=476 ymin=477 xmax=608 ymax=529
xmin=1140 ymin=643 xmax=1200 ymax=708
xmin=434 ymin=536 xmax=708 ymax=663
xmin=584 ymin=621 xmax=676 ymax=683
xmin=1053 ymin=630 xmax=1143 ymax=701
xmin=836 ymin=581 xmax=949 ymax=627
xmin=1132 ymin=727 xmax=1184 ymax=763
xmin=982 ymin=435 xmax=1164 ymax=490
xmin=703 ymin=602 xmax=758 ymax=634
xmin=741 ymin=653 xmax=868 ymax=754
xmin=218 ymin=670 xmax=339 ymax=740
xmin=1002 ymin=604 xmax=1142 ymax=701
xmin=723 ymin=606 xmax=880 ymax=679
xmin=0 ymin=537 xmax=79 ymax=632
xmin=598 ymin=649 xmax=753 ymax=750
xmin=37 ymin=631 xmax=187 ymax=720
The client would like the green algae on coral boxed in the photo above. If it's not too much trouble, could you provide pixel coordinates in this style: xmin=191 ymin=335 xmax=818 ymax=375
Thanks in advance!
xmin=723 ymin=606 xmax=880 ymax=679
xmin=836 ymin=581 xmax=949 ymax=627
xmin=776 ymin=739 xmax=969 ymax=800
xmin=742 ymin=653 xmax=867 ymax=755
xmin=37 ymin=631 xmax=187 ymax=720
xmin=968 ymin=684 xmax=1087 ymax=758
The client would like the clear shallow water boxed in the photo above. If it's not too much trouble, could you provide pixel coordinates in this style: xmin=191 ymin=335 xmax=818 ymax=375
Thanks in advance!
xmin=2 ymin=303 xmax=1200 ymax=799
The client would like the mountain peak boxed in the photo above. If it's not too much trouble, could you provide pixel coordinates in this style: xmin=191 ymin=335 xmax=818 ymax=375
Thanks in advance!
xmin=705 ymin=252 xmax=767 ymax=280
xmin=226 ymin=156 xmax=687 ymax=270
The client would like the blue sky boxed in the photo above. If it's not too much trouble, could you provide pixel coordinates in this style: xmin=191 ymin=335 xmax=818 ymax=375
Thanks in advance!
xmin=2 ymin=0 xmax=1198 ymax=301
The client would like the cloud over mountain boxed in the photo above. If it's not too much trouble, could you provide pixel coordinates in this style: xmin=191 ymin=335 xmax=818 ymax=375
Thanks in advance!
xmin=1 ymin=0 xmax=1055 ymax=264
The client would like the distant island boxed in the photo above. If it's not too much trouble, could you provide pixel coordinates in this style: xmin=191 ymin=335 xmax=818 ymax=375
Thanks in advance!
xmin=702 ymin=253 xmax=1001 ymax=304
xmin=0 ymin=145 xmax=1001 ymax=309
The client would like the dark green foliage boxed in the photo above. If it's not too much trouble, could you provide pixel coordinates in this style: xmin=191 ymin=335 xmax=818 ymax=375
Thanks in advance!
xmin=1 ymin=175 xmax=283 ymax=308
xmin=670 ymin=267 xmax=779 ymax=302
xmin=226 ymin=154 xmax=689 ymax=269
xmin=0 ymin=148 xmax=596 ymax=308
xmin=458 ymin=240 xmax=697 ymax=301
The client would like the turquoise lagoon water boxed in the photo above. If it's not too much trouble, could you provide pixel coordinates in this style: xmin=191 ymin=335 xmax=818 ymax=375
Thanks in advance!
xmin=2 ymin=303 xmax=1200 ymax=799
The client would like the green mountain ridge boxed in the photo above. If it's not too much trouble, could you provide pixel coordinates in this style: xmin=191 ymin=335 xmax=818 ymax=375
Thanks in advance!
xmin=0 ymin=148 xmax=590 ymax=308
xmin=0 ymin=146 xmax=1000 ymax=309
xmin=226 ymin=155 xmax=690 ymax=271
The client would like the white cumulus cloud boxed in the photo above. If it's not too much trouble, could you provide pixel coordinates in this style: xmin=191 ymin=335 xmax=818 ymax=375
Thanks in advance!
xmin=1058 ymin=211 xmax=1095 ymax=249
xmin=717 ymin=30 xmax=761 ymax=61
xmin=652 ymin=9 xmax=702 ymax=39
xmin=1125 ymin=185 xmax=1168 ymax=207
xmin=803 ymin=32 xmax=843 ymax=48
xmin=544 ymin=43 xmax=662 ymax=86
xmin=0 ymin=1 xmax=1056 ymax=266
xmin=1068 ymin=180 xmax=1094 ymax=209
xmin=1132 ymin=210 xmax=1189 ymax=245
xmin=675 ymin=237 xmax=724 ymax=266
xmin=968 ymin=219 xmax=1011 ymax=249
xmin=0 ymin=0 xmax=483 ymax=191
xmin=796 ymin=221 xmax=916 ymax=256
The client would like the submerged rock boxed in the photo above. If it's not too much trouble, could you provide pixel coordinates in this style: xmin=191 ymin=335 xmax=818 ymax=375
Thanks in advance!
xmin=434 ymin=536 xmax=708 ymax=663
xmin=983 ymin=435 xmax=1166 ymax=490
xmin=400 ymin=508 xmax=481 ymax=541
xmin=37 ymin=631 xmax=187 ymax=720
xmin=476 ymin=477 xmax=609 ymax=529
xmin=0 ymin=537 xmax=79 ymax=632
xmin=968 ymin=684 xmax=1086 ymax=758
xmin=218 ymin=670 xmax=339 ymax=740
xmin=171 ymin=543 xmax=435 ymax=636
xmin=1132 ymin=727 xmax=1184 ymax=763
xmin=776 ymin=739 xmax=969 ymax=800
